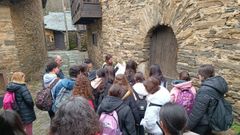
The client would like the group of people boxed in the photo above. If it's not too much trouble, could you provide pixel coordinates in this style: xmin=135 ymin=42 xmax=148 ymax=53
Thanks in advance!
xmin=0 ymin=54 xmax=231 ymax=135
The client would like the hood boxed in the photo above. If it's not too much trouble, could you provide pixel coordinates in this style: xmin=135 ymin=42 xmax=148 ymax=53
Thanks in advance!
xmin=147 ymin=86 xmax=170 ymax=105
xmin=171 ymin=80 xmax=186 ymax=85
xmin=133 ymin=83 xmax=148 ymax=96
xmin=99 ymin=96 xmax=123 ymax=113
xmin=172 ymin=81 xmax=193 ymax=91
xmin=61 ymin=78 xmax=76 ymax=90
xmin=6 ymin=82 xmax=25 ymax=92
xmin=43 ymin=73 xmax=57 ymax=85
xmin=202 ymin=76 xmax=228 ymax=95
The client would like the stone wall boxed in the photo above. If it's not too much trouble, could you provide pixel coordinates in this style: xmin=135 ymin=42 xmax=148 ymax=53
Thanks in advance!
xmin=0 ymin=0 xmax=47 ymax=82
xmin=0 ymin=5 xmax=21 ymax=75
xmin=87 ymin=0 xmax=240 ymax=120
xmin=10 ymin=0 xmax=47 ymax=80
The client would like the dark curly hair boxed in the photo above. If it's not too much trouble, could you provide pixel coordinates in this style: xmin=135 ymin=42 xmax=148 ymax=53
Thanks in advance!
xmin=50 ymin=97 xmax=100 ymax=135
xmin=73 ymin=74 xmax=93 ymax=100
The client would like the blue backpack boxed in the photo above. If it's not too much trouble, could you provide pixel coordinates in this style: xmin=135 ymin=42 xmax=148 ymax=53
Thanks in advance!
xmin=52 ymin=87 xmax=72 ymax=112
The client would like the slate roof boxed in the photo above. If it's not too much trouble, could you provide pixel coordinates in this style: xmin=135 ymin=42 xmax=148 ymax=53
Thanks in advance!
xmin=44 ymin=11 xmax=78 ymax=32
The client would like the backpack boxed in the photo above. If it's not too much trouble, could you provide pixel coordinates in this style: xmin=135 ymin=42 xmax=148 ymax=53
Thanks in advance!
xmin=175 ymin=89 xmax=194 ymax=114
xmin=133 ymin=89 xmax=147 ymax=118
xmin=3 ymin=91 xmax=18 ymax=110
xmin=35 ymin=78 xmax=59 ymax=111
xmin=52 ymin=87 xmax=72 ymax=112
xmin=99 ymin=110 xmax=122 ymax=135
xmin=204 ymin=85 xmax=233 ymax=132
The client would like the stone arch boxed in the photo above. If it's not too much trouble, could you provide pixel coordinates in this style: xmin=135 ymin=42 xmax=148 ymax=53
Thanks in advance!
xmin=138 ymin=1 xmax=200 ymax=78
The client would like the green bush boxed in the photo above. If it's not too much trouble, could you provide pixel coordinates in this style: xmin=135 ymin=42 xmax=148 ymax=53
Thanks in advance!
xmin=69 ymin=40 xmax=77 ymax=50
xmin=232 ymin=121 xmax=240 ymax=134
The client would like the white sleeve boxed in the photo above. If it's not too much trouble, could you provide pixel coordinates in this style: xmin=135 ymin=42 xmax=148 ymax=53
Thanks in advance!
xmin=140 ymin=106 xmax=162 ymax=134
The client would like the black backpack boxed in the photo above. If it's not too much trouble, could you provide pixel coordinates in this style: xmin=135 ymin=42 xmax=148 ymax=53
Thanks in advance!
xmin=133 ymin=90 xmax=147 ymax=118
xmin=204 ymin=85 xmax=233 ymax=132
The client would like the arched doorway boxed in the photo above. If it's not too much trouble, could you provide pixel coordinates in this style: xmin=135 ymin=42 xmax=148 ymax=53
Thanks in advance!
xmin=150 ymin=25 xmax=178 ymax=79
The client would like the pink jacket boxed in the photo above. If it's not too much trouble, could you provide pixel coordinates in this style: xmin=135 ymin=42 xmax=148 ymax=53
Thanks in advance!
xmin=170 ymin=81 xmax=196 ymax=102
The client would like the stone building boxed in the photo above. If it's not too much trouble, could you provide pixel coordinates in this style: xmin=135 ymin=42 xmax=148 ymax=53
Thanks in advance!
xmin=0 ymin=0 xmax=47 ymax=94
xmin=44 ymin=11 xmax=86 ymax=50
xmin=72 ymin=0 xmax=240 ymax=120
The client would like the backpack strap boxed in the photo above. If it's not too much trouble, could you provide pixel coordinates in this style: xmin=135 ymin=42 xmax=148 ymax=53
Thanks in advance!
xmin=149 ymin=103 xmax=162 ymax=107
xmin=48 ymin=78 xmax=60 ymax=89
xmin=132 ymin=89 xmax=141 ymax=100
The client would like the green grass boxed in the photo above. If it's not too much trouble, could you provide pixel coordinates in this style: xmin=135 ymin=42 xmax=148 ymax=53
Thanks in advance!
xmin=232 ymin=121 xmax=240 ymax=134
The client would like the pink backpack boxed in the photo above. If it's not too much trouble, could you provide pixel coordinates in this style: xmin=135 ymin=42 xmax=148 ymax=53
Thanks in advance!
xmin=3 ymin=91 xmax=16 ymax=110
xmin=99 ymin=110 xmax=122 ymax=135
xmin=175 ymin=89 xmax=194 ymax=114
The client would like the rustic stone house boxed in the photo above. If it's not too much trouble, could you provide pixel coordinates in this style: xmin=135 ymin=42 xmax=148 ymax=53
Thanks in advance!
xmin=0 ymin=0 xmax=47 ymax=94
xmin=71 ymin=0 xmax=240 ymax=120
xmin=44 ymin=11 xmax=86 ymax=50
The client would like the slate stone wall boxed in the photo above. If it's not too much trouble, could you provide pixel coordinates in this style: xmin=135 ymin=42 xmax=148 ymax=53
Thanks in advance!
xmin=86 ymin=0 xmax=240 ymax=120
xmin=0 ymin=0 xmax=47 ymax=82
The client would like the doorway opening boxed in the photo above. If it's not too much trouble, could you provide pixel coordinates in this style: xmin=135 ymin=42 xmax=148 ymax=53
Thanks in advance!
xmin=150 ymin=25 xmax=178 ymax=79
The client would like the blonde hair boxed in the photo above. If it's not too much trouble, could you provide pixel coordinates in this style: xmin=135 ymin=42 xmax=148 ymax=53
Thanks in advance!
xmin=11 ymin=72 xmax=25 ymax=84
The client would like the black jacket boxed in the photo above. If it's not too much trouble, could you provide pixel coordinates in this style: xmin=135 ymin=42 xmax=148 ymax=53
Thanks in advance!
xmin=97 ymin=96 xmax=137 ymax=135
xmin=187 ymin=76 xmax=228 ymax=130
xmin=93 ymin=82 xmax=111 ymax=111
xmin=123 ymin=95 xmax=141 ymax=124
xmin=6 ymin=82 xmax=36 ymax=124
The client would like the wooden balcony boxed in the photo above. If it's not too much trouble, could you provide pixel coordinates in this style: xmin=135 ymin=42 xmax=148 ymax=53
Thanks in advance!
xmin=70 ymin=0 xmax=102 ymax=25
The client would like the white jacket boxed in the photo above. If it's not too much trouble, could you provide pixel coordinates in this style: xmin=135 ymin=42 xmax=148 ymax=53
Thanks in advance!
xmin=140 ymin=86 xmax=170 ymax=135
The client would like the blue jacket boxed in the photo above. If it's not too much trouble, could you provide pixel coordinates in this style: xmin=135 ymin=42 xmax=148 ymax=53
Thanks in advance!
xmin=52 ymin=78 xmax=76 ymax=100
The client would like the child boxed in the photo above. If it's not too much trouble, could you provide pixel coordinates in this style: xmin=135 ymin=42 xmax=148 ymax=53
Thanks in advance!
xmin=170 ymin=71 xmax=196 ymax=114
xmin=170 ymin=71 xmax=196 ymax=102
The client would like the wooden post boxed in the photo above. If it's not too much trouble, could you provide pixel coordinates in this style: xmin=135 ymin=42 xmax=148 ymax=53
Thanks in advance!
xmin=62 ymin=0 xmax=69 ymax=50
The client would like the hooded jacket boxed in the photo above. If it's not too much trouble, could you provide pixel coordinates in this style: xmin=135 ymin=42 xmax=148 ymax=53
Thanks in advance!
xmin=97 ymin=96 xmax=137 ymax=135
xmin=6 ymin=82 xmax=36 ymax=124
xmin=51 ymin=78 xmax=76 ymax=112
xmin=140 ymin=86 xmax=170 ymax=135
xmin=187 ymin=76 xmax=228 ymax=131
xmin=52 ymin=78 xmax=76 ymax=99
xmin=43 ymin=73 xmax=57 ymax=88
xmin=170 ymin=80 xmax=196 ymax=102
